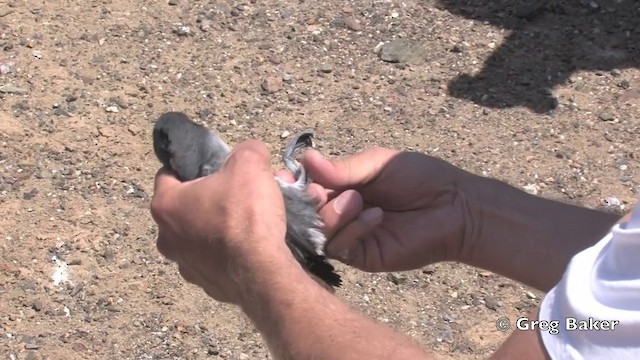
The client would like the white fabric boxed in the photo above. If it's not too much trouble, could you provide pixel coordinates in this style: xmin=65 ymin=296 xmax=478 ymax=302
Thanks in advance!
xmin=539 ymin=203 xmax=640 ymax=359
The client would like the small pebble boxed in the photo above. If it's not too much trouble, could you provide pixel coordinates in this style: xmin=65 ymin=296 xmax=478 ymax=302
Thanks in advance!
xmin=261 ymin=76 xmax=283 ymax=93
xmin=379 ymin=39 xmax=428 ymax=64
xmin=484 ymin=296 xmax=499 ymax=311
xmin=386 ymin=273 xmax=407 ymax=285
xmin=0 ymin=84 xmax=28 ymax=94
xmin=523 ymin=184 xmax=539 ymax=195
xmin=173 ymin=26 xmax=191 ymax=36
xmin=98 ymin=126 xmax=116 ymax=138
xmin=373 ymin=41 xmax=385 ymax=54
xmin=451 ymin=43 xmax=468 ymax=53
xmin=105 ymin=106 xmax=119 ymax=113
xmin=199 ymin=20 xmax=211 ymax=32
xmin=319 ymin=63 xmax=333 ymax=73
xmin=23 ymin=188 xmax=38 ymax=200
xmin=280 ymin=130 xmax=290 ymax=139
xmin=0 ymin=62 xmax=12 ymax=74
xmin=67 ymin=102 xmax=78 ymax=112
xmin=53 ymin=108 xmax=69 ymax=117
xmin=128 ymin=124 xmax=142 ymax=135
xmin=38 ymin=170 xmax=53 ymax=179
xmin=24 ymin=343 xmax=39 ymax=350
xmin=343 ymin=16 xmax=362 ymax=31
xmin=599 ymin=112 xmax=615 ymax=121
xmin=168 ymin=0 xmax=178 ymax=5
xmin=605 ymin=196 xmax=621 ymax=207
xmin=31 ymin=300 xmax=43 ymax=311
xmin=269 ymin=55 xmax=282 ymax=65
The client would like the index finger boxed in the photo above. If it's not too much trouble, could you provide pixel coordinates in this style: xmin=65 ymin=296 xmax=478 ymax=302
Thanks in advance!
xmin=302 ymin=147 xmax=399 ymax=191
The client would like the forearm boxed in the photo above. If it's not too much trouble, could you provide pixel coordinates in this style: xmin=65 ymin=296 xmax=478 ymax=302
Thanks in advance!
xmin=238 ymin=256 xmax=435 ymax=360
xmin=460 ymin=175 xmax=619 ymax=292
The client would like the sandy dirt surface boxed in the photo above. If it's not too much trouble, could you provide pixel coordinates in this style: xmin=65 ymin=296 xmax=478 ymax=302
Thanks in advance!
xmin=1 ymin=0 xmax=638 ymax=359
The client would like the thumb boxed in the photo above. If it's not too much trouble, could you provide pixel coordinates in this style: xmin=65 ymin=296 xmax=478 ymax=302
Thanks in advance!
xmin=301 ymin=147 xmax=399 ymax=191
xmin=150 ymin=168 xmax=182 ymax=224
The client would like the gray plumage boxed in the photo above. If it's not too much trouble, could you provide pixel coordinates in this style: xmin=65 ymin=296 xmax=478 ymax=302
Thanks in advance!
xmin=152 ymin=112 xmax=341 ymax=287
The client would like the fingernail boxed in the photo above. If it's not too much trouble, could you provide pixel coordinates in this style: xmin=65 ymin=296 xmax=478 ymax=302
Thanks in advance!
xmin=358 ymin=207 xmax=383 ymax=224
xmin=333 ymin=190 xmax=359 ymax=215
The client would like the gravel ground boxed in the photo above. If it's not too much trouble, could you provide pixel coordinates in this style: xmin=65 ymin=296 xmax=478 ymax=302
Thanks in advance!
xmin=1 ymin=0 xmax=638 ymax=359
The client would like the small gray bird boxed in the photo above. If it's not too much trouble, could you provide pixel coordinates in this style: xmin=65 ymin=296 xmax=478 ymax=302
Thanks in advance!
xmin=152 ymin=112 xmax=341 ymax=287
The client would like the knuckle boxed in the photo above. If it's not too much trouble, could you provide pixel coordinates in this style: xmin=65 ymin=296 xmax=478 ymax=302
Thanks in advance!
xmin=155 ymin=233 xmax=175 ymax=260
xmin=178 ymin=265 xmax=197 ymax=284
xmin=239 ymin=140 xmax=269 ymax=160
xmin=149 ymin=194 xmax=170 ymax=222
xmin=227 ymin=142 xmax=271 ymax=173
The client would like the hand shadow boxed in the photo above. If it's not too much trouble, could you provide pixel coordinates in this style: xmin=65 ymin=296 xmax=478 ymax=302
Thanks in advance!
xmin=437 ymin=0 xmax=639 ymax=113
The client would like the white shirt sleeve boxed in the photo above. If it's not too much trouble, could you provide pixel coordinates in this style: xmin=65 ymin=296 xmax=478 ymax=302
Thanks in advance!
xmin=538 ymin=203 xmax=640 ymax=359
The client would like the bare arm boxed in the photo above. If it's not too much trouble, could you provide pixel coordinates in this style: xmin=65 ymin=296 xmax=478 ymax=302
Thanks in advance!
xmin=238 ymin=255 xmax=435 ymax=360
xmin=490 ymin=306 xmax=550 ymax=360
xmin=461 ymin=175 xmax=620 ymax=292
xmin=239 ymin=250 xmax=554 ymax=360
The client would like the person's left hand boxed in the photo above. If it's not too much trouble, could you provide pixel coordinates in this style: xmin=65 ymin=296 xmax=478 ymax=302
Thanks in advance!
xmin=150 ymin=140 xmax=364 ymax=305
xmin=150 ymin=140 xmax=297 ymax=304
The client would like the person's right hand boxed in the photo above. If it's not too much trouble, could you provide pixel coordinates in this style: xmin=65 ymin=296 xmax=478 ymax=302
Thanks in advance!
xmin=302 ymin=147 xmax=476 ymax=272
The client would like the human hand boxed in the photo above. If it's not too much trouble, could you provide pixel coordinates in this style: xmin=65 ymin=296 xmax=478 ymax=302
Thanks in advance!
xmin=150 ymin=141 xmax=297 ymax=305
xmin=300 ymin=147 xmax=474 ymax=272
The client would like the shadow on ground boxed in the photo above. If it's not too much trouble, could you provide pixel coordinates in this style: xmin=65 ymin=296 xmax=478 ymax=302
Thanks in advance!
xmin=436 ymin=0 xmax=640 ymax=113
